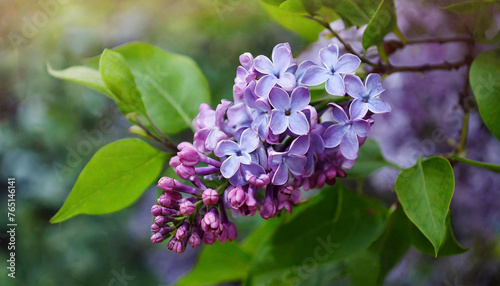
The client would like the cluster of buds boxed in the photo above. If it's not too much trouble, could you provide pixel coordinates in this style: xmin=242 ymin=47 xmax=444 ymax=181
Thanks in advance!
xmin=151 ymin=43 xmax=390 ymax=253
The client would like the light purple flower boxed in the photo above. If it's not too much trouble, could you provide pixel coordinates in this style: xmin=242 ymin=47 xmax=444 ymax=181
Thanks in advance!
xmin=269 ymin=86 xmax=311 ymax=135
xmin=344 ymin=74 xmax=391 ymax=118
xmin=268 ymin=136 xmax=310 ymax=185
xmin=254 ymin=43 xmax=296 ymax=97
xmin=193 ymin=100 xmax=232 ymax=153
xmin=322 ymin=103 xmax=370 ymax=160
xmin=301 ymin=44 xmax=361 ymax=95
xmin=244 ymin=81 xmax=272 ymax=139
xmin=214 ymin=128 xmax=260 ymax=178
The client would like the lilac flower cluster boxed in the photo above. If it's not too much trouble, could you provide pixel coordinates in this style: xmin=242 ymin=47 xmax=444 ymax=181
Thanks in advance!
xmin=150 ymin=43 xmax=390 ymax=253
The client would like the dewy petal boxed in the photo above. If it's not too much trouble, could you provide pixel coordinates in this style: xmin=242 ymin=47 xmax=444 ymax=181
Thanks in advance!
xmin=290 ymin=86 xmax=311 ymax=111
xmin=239 ymin=128 xmax=260 ymax=153
xmin=300 ymin=66 xmax=330 ymax=86
xmin=276 ymin=72 xmax=296 ymax=91
xmin=269 ymin=87 xmax=291 ymax=110
xmin=214 ymin=140 xmax=240 ymax=157
xmin=288 ymin=112 xmax=310 ymax=135
xmin=365 ymin=73 xmax=385 ymax=98
xmin=352 ymin=119 xmax=371 ymax=137
xmin=325 ymin=74 xmax=346 ymax=96
xmin=288 ymin=135 xmax=310 ymax=156
xmin=335 ymin=54 xmax=361 ymax=74
xmin=220 ymin=155 xmax=241 ymax=178
xmin=367 ymin=98 xmax=391 ymax=113
xmin=329 ymin=103 xmax=348 ymax=123
xmin=272 ymin=163 xmax=289 ymax=185
xmin=339 ymin=128 xmax=359 ymax=160
xmin=272 ymin=46 xmax=293 ymax=74
xmin=349 ymin=99 xmax=369 ymax=119
xmin=254 ymin=55 xmax=275 ymax=75
xmin=255 ymin=75 xmax=277 ymax=98
xmin=269 ymin=110 xmax=289 ymax=135
xmin=319 ymin=44 xmax=339 ymax=71
xmin=344 ymin=74 xmax=365 ymax=99
xmin=322 ymin=124 xmax=348 ymax=148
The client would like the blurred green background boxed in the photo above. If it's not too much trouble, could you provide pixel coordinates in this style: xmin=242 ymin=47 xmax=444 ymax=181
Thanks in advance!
xmin=0 ymin=0 xmax=303 ymax=285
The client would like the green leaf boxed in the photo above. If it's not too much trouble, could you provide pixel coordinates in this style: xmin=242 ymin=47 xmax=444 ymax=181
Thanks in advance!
xmin=250 ymin=184 xmax=387 ymax=275
xmin=51 ymin=139 xmax=168 ymax=223
xmin=411 ymin=212 xmax=468 ymax=257
xmin=362 ymin=0 xmax=398 ymax=50
xmin=347 ymin=206 xmax=411 ymax=286
xmin=322 ymin=0 xmax=378 ymax=27
xmin=177 ymin=242 xmax=252 ymax=286
xmin=260 ymin=0 xmax=324 ymax=42
xmin=441 ymin=0 xmax=500 ymax=14
xmin=47 ymin=64 xmax=112 ymax=99
xmin=346 ymin=138 xmax=397 ymax=179
xmin=107 ymin=42 xmax=210 ymax=135
xmin=470 ymin=48 xmax=500 ymax=141
xmin=99 ymin=49 xmax=146 ymax=114
xmin=395 ymin=156 xmax=455 ymax=256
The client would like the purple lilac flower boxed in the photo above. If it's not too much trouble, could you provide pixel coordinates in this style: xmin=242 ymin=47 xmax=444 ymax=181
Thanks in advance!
xmin=149 ymin=42 xmax=388 ymax=252
xmin=322 ymin=103 xmax=371 ymax=160
xmin=269 ymin=86 xmax=311 ymax=135
xmin=344 ymin=74 xmax=391 ymax=118
xmin=214 ymin=128 xmax=260 ymax=178
xmin=254 ymin=43 xmax=296 ymax=97
xmin=301 ymin=44 xmax=361 ymax=95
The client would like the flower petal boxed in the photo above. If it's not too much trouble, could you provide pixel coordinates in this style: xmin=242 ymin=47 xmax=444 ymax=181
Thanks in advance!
xmin=329 ymin=103 xmax=349 ymax=123
xmin=335 ymin=54 xmax=361 ymax=74
xmin=367 ymin=98 xmax=391 ymax=113
xmin=325 ymin=74 xmax=346 ymax=96
xmin=344 ymin=74 xmax=365 ymax=99
xmin=269 ymin=110 xmax=289 ymax=135
xmin=286 ymin=156 xmax=307 ymax=175
xmin=288 ymin=112 xmax=310 ymax=135
xmin=244 ymin=81 xmax=259 ymax=109
xmin=295 ymin=60 xmax=316 ymax=82
xmin=322 ymin=124 xmax=348 ymax=148
xmin=320 ymin=44 xmax=339 ymax=71
xmin=272 ymin=46 xmax=293 ymax=74
xmin=349 ymin=99 xmax=369 ymax=119
xmin=352 ymin=119 xmax=371 ymax=137
xmin=300 ymin=66 xmax=330 ymax=86
xmin=288 ymin=135 xmax=310 ymax=156
xmin=290 ymin=86 xmax=311 ymax=111
xmin=220 ymin=155 xmax=242 ymax=178
xmin=365 ymin=73 xmax=385 ymax=97
xmin=239 ymin=153 xmax=252 ymax=165
xmin=272 ymin=163 xmax=289 ymax=185
xmin=269 ymin=87 xmax=291 ymax=110
xmin=339 ymin=128 xmax=359 ymax=160
xmin=254 ymin=55 xmax=275 ymax=75
xmin=255 ymin=75 xmax=277 ymax=98
xmin=214 ymin=140 xmax=240 ymax=157
xmin=240 ymin=128 xmax=260 ymax=153
xmin=276 ymin=72 xmax=296 ymax=91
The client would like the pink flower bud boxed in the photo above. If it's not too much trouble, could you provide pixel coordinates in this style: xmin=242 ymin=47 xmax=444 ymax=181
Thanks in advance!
xmin=179 ymin=200 xmax=196 ymax=216
xmin=202 ymin=188 xmax=219 ymax=205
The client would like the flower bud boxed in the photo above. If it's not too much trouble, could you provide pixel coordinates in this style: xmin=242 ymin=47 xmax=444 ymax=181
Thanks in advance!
xmin=151 ymin=233 xmax=165 ymax=243
xmin=179 ymin=200 xmax=196 ymax=216
xmin=158 ymin=177 xmax=175 ymax=191
xmin=178 ymin=147 xmax=199 ymax=166
xmin=176 ymin=165 xmax=196 ymax=180
xmin=202 ymin=188 xmax=219 ymax=205
xmin=173 ymin=240 xmax=186 ymax=253
xmin=169 ymin=156 xmax=182 ymax=168
xmin=202 ymin=232 xmax=216 ymax=245
xmin=227 ymin=222 xmax=237 ymax=241
xmin=189 ymin=232 xmax=201 ymax=249
xmin=151 ymin=223 xmax=160 ymax=233
xmin=201 ymin=208 xmax=219 ymax=233
xmin=227 ymin=187 xmax=246 ymax=209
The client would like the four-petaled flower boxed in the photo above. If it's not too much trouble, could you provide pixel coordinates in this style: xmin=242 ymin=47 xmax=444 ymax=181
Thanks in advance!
xmin=322 ymin=103 xmax=370 ymax=160
xmin=344 ymin=74 xmax=391 ymax=118
xmin=254 ymin=43 xmax=296 ymax=98
xmin=269 ymin=86 xmax=311 ymax=135
xmin=301 ymin=44 xmax=361 ymax=96
xmin=215 ymin=128 xmax=260 ymax=178
xmin=268 ymin=136 xmax=310 ymax=185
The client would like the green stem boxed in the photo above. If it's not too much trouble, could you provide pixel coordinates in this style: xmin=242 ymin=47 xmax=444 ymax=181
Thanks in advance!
xmin=448 ymin=154 xmax=500 ymax=173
